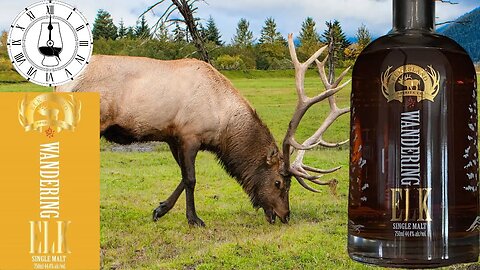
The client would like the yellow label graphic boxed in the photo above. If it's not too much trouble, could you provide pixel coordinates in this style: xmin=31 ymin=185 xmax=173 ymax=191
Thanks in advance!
xmin=0 ymin=93 xmax=99 ymax=270
xmin=18 ymin=93 xmax=81 ymax=135
xmin=381 ymin=64 xmax=440 ymax=103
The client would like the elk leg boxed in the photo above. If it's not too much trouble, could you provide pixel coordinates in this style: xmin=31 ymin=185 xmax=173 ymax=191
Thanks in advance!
xmin=153 ymin=142 xmax=185 ymax=221
xmin=179 ymin=138 xmax=205 ymax=227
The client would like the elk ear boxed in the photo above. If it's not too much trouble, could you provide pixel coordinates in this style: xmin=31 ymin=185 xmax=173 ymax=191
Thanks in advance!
xmin=266 ymin=148 xmax=279 ymax=166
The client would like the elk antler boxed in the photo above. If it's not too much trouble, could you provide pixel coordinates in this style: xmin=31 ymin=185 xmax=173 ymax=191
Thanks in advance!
xmin=282 ymin=33 xmax=350 ymax=193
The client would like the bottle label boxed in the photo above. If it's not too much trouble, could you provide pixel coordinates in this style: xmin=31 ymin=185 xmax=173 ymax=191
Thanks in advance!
xmin=381 ymin=64 xmax=440 ymax=103
xmin=381 ymin=64 xmax=441 ymax=238
xmin=390 ymin=110 xmax=432 ymax=237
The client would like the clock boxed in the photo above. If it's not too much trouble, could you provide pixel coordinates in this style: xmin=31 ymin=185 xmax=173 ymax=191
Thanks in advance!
xmin=7 ymin=0 xmax=93 ymax=87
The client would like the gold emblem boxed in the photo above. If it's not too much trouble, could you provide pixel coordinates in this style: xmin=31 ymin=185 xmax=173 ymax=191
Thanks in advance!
xmin=18 ymin=93 xmax=81 ymax=136
xmin=381 ymin=64 xmax=440 ymax=103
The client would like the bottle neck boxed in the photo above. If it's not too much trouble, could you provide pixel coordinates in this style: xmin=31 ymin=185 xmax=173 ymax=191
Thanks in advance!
xmin=392 ymin=0 xmax=435 ymax=33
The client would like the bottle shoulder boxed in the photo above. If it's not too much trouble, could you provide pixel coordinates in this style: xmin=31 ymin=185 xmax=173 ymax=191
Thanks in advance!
xmin=360 ymin=32 xmax=469 ymax=56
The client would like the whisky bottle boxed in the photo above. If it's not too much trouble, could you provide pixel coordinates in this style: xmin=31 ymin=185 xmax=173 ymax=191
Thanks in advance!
xmin=348 ymin=0 xmax=479 ymax=267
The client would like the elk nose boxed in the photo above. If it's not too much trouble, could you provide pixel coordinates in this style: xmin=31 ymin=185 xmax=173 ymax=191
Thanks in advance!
xmin=283 ymin=211 xmax=291 ymax=224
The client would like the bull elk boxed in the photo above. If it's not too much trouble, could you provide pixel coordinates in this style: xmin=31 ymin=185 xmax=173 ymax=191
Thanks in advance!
xmin=56 ymin=34 xmax=350 ymax=226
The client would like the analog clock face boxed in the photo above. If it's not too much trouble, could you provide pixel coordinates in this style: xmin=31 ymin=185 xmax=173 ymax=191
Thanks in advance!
xmin=7 ymin=0 xmax=93 ymax=86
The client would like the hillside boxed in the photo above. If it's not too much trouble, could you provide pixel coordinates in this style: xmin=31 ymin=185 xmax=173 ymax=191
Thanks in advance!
xmin=438 ymin=7 xmax=480 ymax=63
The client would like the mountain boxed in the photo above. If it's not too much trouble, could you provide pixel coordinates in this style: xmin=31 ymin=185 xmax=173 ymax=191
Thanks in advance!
xmin=438 ymin=7 xmax=480 ymax=63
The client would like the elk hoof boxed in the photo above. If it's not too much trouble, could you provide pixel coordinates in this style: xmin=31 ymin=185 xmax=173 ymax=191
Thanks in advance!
xmin=152 ymin=201 xmax=170 ymax=222
xmin=188 ymin=216 xmax=205 ymax=227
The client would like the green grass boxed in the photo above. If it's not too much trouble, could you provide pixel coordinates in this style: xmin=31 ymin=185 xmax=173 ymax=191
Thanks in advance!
xmin=1 ymin=70 xmax=479 ymax=269
xmin=98 ymin=71 xmax=354 ymax=269
xmin=0 ymin=71 xmax=50 ymax=92
xmin=100 ymin=73 xmax=480 ymax=270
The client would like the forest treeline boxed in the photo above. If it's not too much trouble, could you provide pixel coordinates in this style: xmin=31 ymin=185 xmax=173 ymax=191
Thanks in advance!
xmin=0 ymin=9 xmax=370 ymax=72
xmin=88 ymin=10 xmax=372 ymax=70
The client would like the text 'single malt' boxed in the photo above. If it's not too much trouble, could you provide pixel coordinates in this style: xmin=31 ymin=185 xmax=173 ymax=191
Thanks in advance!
xmin=348 ymin=0 xmax=479 ymax=267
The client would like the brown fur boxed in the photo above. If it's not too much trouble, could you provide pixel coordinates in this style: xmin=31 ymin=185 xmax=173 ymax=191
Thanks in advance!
xmin=56 ymin=55 xmax=285 ymax=212
xmin=214 ymin=109 xmax=279 ymax=207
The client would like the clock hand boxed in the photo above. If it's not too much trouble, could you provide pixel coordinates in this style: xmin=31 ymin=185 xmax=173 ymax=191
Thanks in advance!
xmin=47 ymin=14 xmax=53 ymax=45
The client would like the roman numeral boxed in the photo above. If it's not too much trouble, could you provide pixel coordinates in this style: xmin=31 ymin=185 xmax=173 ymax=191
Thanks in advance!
xmin=47 ymin=5 xmax=54 ymax=15
xmin=67 ymin=12 xmax=72 ymax=20
xmin=79 ymin=41 xmax=89 ymax=46
xmin=14 ymin=53 xmax=26 ymax=65
xmin=65 ymin=68 xmax=72 ymax=78
xmin=27 ymin=67 xmax=37 ymax=78
xmin=15 ymin=24 xmax=26 ymax=31
xmin=10 ymin=40 xmax=21 ymax=46
xmin=75 ymin=55 xmax=85 ymax=64
xmin=46 ymin=72 xmax=54 ymax=82
xmin=76 ymin=25 xmax=85 ymax=32
xmin=26 ymin=10 xmax=35 ymax=21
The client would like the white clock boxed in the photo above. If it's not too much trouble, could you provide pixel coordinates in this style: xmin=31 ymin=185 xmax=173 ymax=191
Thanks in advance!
xmin=7 ymin=0 xmax=93 ymax=87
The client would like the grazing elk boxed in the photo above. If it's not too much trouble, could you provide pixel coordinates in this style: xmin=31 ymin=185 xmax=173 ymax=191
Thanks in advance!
xmin=56 ymin=34 xmax=350 ymax=226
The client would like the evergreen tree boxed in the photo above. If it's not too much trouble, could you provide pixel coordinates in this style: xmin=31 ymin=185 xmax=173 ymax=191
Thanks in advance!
xmin=204 ymin=16 xmax=223 ymax=45
xmin=172 ymin=22 xmax=186 ymax=43
xmin=92 ymin=9 xmax=118 ymax=40
xmin=154 ymin=23 xmax=169 ymax=42
xmin=322 ymin=20 xmax=351 ymax=50
xmin=198 ymin=23 xmax=206 ymax=41
xmin=299 ymin=17 xmax=320 ymax=45
xmin=356 ymin=24 xmax=372 ymax=49
xmin=135 ymin=16 xmax=151 ymax=39
xmin=259 ymin=17 xmax=285 ymax=44
xmin=298 ymin=17 xmax=321 ymax=62
xmin=126 ymin=27 xmax=135 ymax=39
xmin=117 ymin=19 xmax=127 ymax=39
xmin=322 ymin=20 xmax=351 ymax=79
xmin=232 ymin=18 xmax=254 ymax=47
xmin=257 ymin=17 xmax=288 ymax=70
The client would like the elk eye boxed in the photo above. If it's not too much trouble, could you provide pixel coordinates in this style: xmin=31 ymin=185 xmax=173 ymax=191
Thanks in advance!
xmin=275 ymin=180 xmax=281 ymax=189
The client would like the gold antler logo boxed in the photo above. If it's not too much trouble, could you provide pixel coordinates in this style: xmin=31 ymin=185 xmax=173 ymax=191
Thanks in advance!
xmin=381 ymin=64 xmax=440 ymax=103
xmin=18 ymin=93 xmax=81 ymax=137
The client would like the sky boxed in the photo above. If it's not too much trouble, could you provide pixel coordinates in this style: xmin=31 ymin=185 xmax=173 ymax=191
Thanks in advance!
xmin=1 ymin=0 xmax=479 ymax=43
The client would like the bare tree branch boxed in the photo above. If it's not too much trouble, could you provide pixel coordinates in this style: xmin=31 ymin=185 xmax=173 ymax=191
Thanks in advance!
xmin=142 ymin=0 xmax=211 ymax=63
xmin=436 ymin=0 xmax=459 ymax=4
xmin=436 ymin=20 xmax=471 ymax=26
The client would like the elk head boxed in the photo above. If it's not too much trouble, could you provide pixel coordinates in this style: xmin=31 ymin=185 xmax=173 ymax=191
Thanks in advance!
xmin=263 ymin=34 xmax=350 ymax=223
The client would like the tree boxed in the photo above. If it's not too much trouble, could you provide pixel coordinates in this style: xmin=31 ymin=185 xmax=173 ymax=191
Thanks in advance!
xmin=126 ymin=27 xmax=136 ymax=39
xmin=92 ymin=9 xmax=117 ymax=40
xmin=117 ymin=19 xmax=127 ymax=39
xmin=232 ymin=18 xmax=254 ymax=47
xmin=298 ymin=17 xmax=322 ymax=62
xmin=0 ymin=31 xmax=13 ymax=71
xmin=322 ymin=20 xmax=351 ymax=80
xmin=257 ymin=18 xmax=288 ymax=70
xmin=259 ymin=17 xmax=286 ymax=44
xmin=356 ymin=24 xmax=372 ymax=49
xmin=135 ymin=16 xmax=151 ymax=39
xmin=204 ymin=16 xmax=223 ymax=45
xmin=172 ymin=22 xmax=186 ymax=43
xmin=154 ymin=22 xmax=170 ymax=42
xmin=299 ymin=17 xmax=320 ymax=45
xmin=0 ymin=31 xmax=7 ymax=58
xmin=143 ymin=0 xmax=210 ymax=63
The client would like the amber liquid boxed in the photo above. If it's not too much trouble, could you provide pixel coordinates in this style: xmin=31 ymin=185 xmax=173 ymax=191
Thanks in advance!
xmin=348 ymin=33 xmax=479 ymax=268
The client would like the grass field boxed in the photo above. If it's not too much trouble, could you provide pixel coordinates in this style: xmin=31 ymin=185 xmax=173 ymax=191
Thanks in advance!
xmin=1 ymin=71 xmax=479 ymax=269
xmin=101 ymin=70 xmax=355 ymax=270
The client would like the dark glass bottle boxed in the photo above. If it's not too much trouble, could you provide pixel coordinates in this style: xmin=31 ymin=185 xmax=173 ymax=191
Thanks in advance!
xmin=348 ymin=0 xmax=479 ymax=267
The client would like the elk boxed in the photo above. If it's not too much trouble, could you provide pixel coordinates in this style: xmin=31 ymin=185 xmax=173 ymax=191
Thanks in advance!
xmin=55 ymin=34 xmax=350 ymax=226
xmin=399 ymin=74 xmax=421 ymax=91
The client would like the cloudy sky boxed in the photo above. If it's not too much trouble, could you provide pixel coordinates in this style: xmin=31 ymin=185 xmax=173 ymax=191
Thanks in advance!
xmin=1 ymin=0 xmax=479 ymax=43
